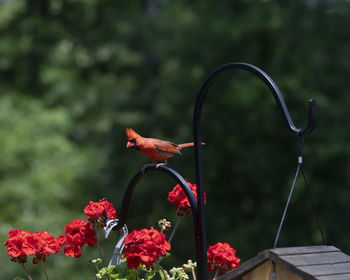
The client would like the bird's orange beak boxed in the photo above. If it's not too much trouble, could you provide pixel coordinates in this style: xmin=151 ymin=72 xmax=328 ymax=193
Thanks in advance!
xmin=126 ymin=141 xmax=133 ymax=149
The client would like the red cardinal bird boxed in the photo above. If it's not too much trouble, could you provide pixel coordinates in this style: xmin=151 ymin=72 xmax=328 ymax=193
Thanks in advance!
xmin=126 ymin=128 xmax=204 ymax=165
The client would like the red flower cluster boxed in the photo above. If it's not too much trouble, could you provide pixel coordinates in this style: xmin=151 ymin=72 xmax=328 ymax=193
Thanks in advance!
xmin=3 ymin=229 xmax=60 ymax=264
xmin=207 ymin=242 xmax=240 ymax=275
xmin=58 ymin=219 xmax=97 ymax=258
xmin=84 ymin=200 xmax=117 ymax=228
xmin=124 ymin=227 xmax=171 ymax=269
xmin=168 ymin=179 xmax=206 ymax=217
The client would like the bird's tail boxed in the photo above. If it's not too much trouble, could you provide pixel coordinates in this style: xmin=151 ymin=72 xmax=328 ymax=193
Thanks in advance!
xmin=178 ymin=142 xmax=206 ymax=149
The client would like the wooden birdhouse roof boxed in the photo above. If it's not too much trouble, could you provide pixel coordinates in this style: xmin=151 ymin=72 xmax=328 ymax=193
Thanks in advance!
xmin=218 ymin=246 xmax=350 ymax=280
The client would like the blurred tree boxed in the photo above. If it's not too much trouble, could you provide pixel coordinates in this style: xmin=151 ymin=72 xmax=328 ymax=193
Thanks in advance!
xmin=0 ymin=0 xmax=349 ymax=279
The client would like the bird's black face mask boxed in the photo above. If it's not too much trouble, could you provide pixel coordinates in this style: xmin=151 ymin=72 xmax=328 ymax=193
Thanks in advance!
xmin=126 ymin=138 xmax=139 ymax=150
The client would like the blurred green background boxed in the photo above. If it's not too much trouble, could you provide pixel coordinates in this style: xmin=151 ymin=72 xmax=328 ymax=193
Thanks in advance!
xmin=1 ymin=0 xmax=349 ymax=279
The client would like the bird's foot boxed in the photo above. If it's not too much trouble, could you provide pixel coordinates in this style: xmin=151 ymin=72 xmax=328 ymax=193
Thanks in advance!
xmin=140 ymin=163 xmax=167 ymax=173
xmin=140 ymin=164 xmax=155 ymax=174
xmin=155 ymin=163 xmax=166 ymax=168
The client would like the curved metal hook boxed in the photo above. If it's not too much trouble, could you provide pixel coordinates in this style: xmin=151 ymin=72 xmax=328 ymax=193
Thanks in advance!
xmin=194 ymin=63 xmax=316 ymax=138
xmin=114 ymin=165 xmax=198 ymax=231
xmin=192 ymin=62 xmax=316 ymax=280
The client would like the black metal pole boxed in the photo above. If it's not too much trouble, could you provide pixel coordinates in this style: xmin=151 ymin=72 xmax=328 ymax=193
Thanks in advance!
xmin=192 ymin=62 xmax=316 ymax=280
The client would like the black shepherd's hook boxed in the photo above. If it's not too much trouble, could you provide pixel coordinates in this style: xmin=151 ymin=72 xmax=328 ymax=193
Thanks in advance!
xmin=113 ymin=164 xmax=200 ymax=251
xmin=192 ymin=62 xmax=316 ymax=280
xmin=115 ymin=165 xmax=198 ymax=230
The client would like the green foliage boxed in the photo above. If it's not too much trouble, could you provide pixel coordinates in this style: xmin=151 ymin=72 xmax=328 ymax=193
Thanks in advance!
xmin=96 ymin=265 xmax=119 ymax=280
xmin=92 ymin=258 xmax=157 ymax=280
xmin=0 ymin=0 xmax=349 ymax=279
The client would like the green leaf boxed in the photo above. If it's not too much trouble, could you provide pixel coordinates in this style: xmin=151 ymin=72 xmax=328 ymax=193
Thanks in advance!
xmin=137 ymin=266 xmax=156 ymax=280
xmin=96 ymin=266 xmax=118 ymax=280
xmin=89 ymin=258 xmax=103 ymax=272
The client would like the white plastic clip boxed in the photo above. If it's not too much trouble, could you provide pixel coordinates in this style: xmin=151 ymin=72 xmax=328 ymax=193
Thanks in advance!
xmin=298 ymin=156 xmax=303 ymax=164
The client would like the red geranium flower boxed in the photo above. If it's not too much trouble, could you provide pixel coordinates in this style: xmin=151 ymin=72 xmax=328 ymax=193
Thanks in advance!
xmin=84 ymin=200 xmax=117 ymax=228
xmin=3 ymin=230 xmax=31 ymax=263
xmin=3 ymin=230 xmax=61 ymax=264
xmin=124 ymin=227 xmax=171 ymax=269
xmin=168 ymin=179 xmax=206 ymax=217
xmin=207 ymin=242 xmax=240 ymax=275
xmin=58 ymin=219 xmax=97 ymax=258
xmin=31 ymin=231 xmax=61 ymax=263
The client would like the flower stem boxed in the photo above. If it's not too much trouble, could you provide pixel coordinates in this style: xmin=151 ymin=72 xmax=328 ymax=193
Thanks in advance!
xmin=21 ymin=263 xmax=33 ymax=280
xmin=157 ymin=263 xmax=168 ymax=280
xmin=96 ymin=235 xmax=106 ymax=267
xmin=191 ymin=267 xmax=196 ymax=280
xmin=168 ymin=216 xmax=182 ymax=243
xmin=41 ymin=260 xmax=49 ymax=280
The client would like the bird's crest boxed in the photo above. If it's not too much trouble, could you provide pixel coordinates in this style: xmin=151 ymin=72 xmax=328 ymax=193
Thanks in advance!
xmin=126 ymin=128 xmax=141 ymax=140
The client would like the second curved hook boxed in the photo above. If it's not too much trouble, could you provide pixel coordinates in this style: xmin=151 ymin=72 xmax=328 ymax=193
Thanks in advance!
xmin=194 ymin=62 xmax=316 ymax=137
xmin=192 ymin=62 xmax=317 ymax=280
